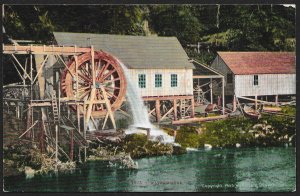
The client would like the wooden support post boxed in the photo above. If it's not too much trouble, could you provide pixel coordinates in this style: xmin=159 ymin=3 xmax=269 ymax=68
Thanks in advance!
xmin=155 ymin=99 xmax=161 ymax=122
xmin=40 ymin=121 xmax=45 ymax=153
xmin=55 ymin=124 xmax=58 ymax=172
xmin=222 ymin=77 xmax=225 ymax=115
xmin=19 ymin=120 xmax=38 ymax=138
xmin=191 ymin=98 xmax=195 ymax=118
xmin=16 ymin=104 xmax=20 ymax=119
xmin=100 ymin=86 xmax=116 ymax=129
xmin=233 ymin=95 xmax=237 ymax=112
xmin=210 ymin=78 xmax=213 ymax=104
xmin=77 ymin=104 xmax=81 ymax=134
xmin=146 ymin=128 xmax=150 ymax=140
xmin=173 ymin=99 xmax=177 ymax=121
xmin=255 ymin=95 xmax=258 ymax=111
xmin=70 ymin=129 xmax=74 ymax=161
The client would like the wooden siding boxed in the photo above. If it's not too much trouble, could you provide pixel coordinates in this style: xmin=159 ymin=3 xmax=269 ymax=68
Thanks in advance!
xmin=235 ymin=74 xmax=296 ymax=96
xmin=128 ymin=69 xmax=193 ymax=97
xmin=211 ymin=56 xmax=234 ymax=95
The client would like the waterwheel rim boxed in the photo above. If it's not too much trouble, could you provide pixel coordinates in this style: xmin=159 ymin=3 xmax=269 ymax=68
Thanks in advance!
xmin=61 ymin=51 xmax=126 ymax=117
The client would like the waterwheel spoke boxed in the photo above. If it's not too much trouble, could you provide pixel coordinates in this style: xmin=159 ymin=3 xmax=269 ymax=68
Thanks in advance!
xmin=78 ymin=73 xmax=92 ymax=83
xmin=104 ymin=89 xmax=118 ymax=99
xmin=104 ymin=86 xmax=120 ymax=91
xmin=77 ymin=86 xmax=90 ymax=92
xmin=101 ymin=69 xmax=117 ymax=82
xmin=97 ymin=62 xmax=110 ymax=80
xmin=79 ymin=66 xmax=91 ymax=79
xmin=103 ymin=78 xmax=120 ymax=83
xmin=79 ymin=89 xmax=91 ymax=99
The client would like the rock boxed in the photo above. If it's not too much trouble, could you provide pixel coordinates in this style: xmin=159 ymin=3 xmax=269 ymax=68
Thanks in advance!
xmin=204 ymin=144 xmax=212 ymax=150
xmin=25 ymin=166 xmax=35 ymax=179
xmin=172 ymin=145 xmax=187 ymax=154
xmin=108 ymin=154 xmax=138 ymax=169
xmin=253 ymin=124 xmax=263 ymax=129
xmin=236 ymin=143 xmax=241 ymax=148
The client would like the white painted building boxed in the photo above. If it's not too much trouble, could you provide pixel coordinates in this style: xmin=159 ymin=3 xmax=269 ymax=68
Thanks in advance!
xmin=211 ymin=52 xmax=296 ymax=97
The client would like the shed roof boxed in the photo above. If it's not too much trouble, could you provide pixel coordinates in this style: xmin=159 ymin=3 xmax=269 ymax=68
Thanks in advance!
xmin=53 ymin=32 xmax=194 ymax=69
xmin=217 ymin=52 xmax=295 ymax=75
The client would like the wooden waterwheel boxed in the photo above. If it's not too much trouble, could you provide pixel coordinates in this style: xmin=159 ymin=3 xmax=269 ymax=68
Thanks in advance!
xmin=61 ymin=51 xmax=126 ymax=118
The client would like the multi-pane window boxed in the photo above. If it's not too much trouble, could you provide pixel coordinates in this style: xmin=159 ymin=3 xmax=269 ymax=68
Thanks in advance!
xmin=155 ymin=74 xmax=162 ymax=87
xmin=138 ymin=74 xmax=146 ymax=88
xmin=254 ymin=75 xmax=258 ymax=86
xmin=171 ymin=74 xmax=178 ymax=87
xmin=227 ymin=73 xmax=233 ymax=84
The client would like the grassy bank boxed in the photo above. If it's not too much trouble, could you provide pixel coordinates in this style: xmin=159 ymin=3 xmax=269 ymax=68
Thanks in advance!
xmin=175 ymin=106 xmax=296 ymax=148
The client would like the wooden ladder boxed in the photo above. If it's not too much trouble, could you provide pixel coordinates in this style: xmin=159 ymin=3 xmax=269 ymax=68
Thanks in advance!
xmin=51 ymin=91 xmax=59 ymax=124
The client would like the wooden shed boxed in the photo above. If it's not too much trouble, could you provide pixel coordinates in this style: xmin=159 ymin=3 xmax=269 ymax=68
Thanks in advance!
xmin=54 ymin=32 xmax=195 ymax=122
xmin=211 ymin=52 xmax=296 ymax=100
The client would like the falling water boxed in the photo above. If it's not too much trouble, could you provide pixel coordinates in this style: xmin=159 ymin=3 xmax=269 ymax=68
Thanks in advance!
xmin=117 ymin=59 xmax=175 ymax=143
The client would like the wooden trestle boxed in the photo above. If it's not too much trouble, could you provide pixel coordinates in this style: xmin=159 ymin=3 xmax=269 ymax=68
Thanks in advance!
xmin=143 ymin=95 xmax=195 ymax=122
xmin=3 ymin=44 xmax=126 ymax=165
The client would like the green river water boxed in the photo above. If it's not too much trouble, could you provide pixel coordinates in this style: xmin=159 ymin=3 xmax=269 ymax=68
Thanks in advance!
xmin=4 ymin=147 xmax=296 ymax=192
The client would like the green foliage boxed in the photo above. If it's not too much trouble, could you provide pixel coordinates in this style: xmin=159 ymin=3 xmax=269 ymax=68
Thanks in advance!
xmin=175 ymin=114 xmax=295 ymax=149
xmin=281 ymin=105 xmax=296 ymax=116
xmin=123 ymin=134 xmax=174 ymax=158
xmin=3 ymin=5 xmax=295 ymax=75
xmin=175 ymin=126 xmax=204 ymax=148
xmin=201 ymin=118 xmax=254 ymax=147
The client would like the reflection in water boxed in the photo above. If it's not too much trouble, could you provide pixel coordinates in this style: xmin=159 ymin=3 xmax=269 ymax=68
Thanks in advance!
xmin=195 ymin=150 xmax=238 ymax=192
xmin=4 ymin=147 xmax=295 ymax=192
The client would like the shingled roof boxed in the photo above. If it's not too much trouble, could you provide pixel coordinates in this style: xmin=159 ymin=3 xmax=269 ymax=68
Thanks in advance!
xmin=53 ymin=32 xmax=194 ymax=69
xmin=217 ymin=52 xmax=295 ymax=75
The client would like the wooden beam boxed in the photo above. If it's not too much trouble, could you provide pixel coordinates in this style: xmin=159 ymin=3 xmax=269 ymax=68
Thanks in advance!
xmin=55 ymin=124 xmax=58 ymax=172
xmin=19 ymin=120 xmax=38 ymax=138
xmin=173 ymin=99 xmax=177 ymax=120
xmin=102 ymin=113 xmax=109 ymax=130
xmin=148 ymin=108 xmax=156 ymax=116
xmin=143 ymin=95 xmax=193 ymax=101
xmin=70 ymin=129 xmax=74 ymax=161
xmin=222 ymin=77 xmax=225 ymax=115
xmin=161 ymin=107 xmax=174 ymax=121
xmin=237 ymin=96 xmax=275 ymax=104
xmin=117 ymin=108 xmax=131 ymax=118
xmin=85 ymin=88 xmax=96 ymax=126
xmin=32 ymin=54 xmax=49 ymax=84
xmin=155 ymin=99 xmax=161 ymax=122
xmin=210 ymin=78 xmax=213 ymax=104
xmin=233 ymin=95 xmax=237 ymax=112
xmin=101 ymin=86 xmax=116 ymax=129
xmin=191 ymin=98 xmax=195 ymax=118
xmin=172 ymin=115 xmax=228 ymax=125
xmin=11 ymin=54 xmax=31 ymax=80
xmin=3 ymin=44 xmax=91 ymax=55
xmin=193 ymin=75 xmax=224 ymax=79
xmin=255 ymin=95 xmax=258 ymax=111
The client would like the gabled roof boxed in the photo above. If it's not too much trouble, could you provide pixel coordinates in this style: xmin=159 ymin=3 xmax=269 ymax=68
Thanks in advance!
xmin=53 ymin=32 xmax=194 ymax=69
xmin=217 ymin=52 xmax=295 ymax=75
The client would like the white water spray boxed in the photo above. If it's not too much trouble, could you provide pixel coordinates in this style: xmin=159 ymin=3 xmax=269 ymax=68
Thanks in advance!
xmin=117 ymin=59 xmax=175 ymax=143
